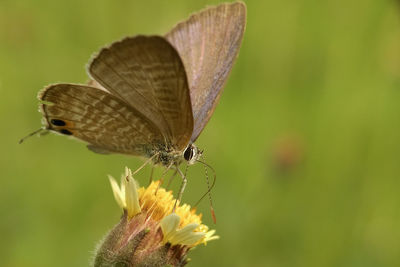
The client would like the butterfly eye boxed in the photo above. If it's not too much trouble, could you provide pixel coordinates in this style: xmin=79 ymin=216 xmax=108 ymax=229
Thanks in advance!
xmin=184 ymin=145 xmax=194 ymax=161
xmin=50 ymin=119 xmax=66 ymax=126
xmin=60 ymin=129 xmax=73 ymax=135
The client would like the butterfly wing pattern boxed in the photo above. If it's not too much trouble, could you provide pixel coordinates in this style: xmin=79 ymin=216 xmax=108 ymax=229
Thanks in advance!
xmin=166 ymin=2 xmax=246 ymax=142
xmin=88 ymin=36 xmax=193 ymax=151
xmin=39 ymin=83 xmax=164 ymax=156
xmin=39 ymin=36 xmax=193 ymax=159
xmin=38 ymin=2 xmax=246 ymax=165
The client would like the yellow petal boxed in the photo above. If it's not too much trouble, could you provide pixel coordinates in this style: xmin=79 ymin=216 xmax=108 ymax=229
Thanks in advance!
xmin=119 ymin=174 xmax=125 ymax=197
xmin=173 ymin=232 xmax=205 ymax=246
xmin=169 ymin=223 xmax=199 ymax=245
xmin=124 ymin=168 xmax=141 ymax=218
xmin=177 ymin=223 xmax=199 ymax=234
xmin=203 ymin=230 xmax=220 ymax=244
xmin=160 ymin=213 xmax=180 ymax=243
xmin=108 ymin=175 xmax=125 ymax=209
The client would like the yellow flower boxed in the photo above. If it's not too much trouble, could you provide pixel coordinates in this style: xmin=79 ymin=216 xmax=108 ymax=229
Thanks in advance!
xmin=93 ymin=167 xmax=218 ymax=266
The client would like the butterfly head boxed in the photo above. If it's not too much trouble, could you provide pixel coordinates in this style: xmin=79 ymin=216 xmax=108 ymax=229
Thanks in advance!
xmin=183 ymin=143 xmax=202 ymax=165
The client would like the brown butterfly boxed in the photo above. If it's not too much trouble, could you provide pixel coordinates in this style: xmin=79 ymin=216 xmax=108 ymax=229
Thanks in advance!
xmin=36 ymin=2 xmax=246 ymax=171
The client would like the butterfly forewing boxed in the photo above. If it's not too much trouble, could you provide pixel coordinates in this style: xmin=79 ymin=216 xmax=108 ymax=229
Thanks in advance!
xmin=88 ymin=36 xmax=193 ymax=151
xmin=165 ymin=2 xmax=246 ymax=142
xmin=39 ymin=84 xmax=164 ymax=156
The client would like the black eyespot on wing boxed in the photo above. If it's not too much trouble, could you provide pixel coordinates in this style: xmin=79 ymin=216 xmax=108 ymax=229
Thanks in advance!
xmin=51 ymin=119 xmax=66 ymax=126
xmin=60 ymin=129 xmax=72 ymax=135
xmin=184 ymin=145 xmax=193 ymax=161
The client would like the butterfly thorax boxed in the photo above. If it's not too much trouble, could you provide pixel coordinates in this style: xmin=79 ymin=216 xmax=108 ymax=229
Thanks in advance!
xmin=154 ymin=149 xmax=183 ymax=166
xmin=147 ymin=143 xmax=202 ymax=166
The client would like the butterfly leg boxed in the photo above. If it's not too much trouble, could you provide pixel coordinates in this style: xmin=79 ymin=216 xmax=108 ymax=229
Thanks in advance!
xmin=148 ymin=166 xmax=154 ymax=185
xmin=172 ymin=164 xmax=189 ymax=212
xmin=155 ymin=162 xmax=174 ymax=195
xmin=166 ymin=168 xmax=178 ymax=190
xmin=132 ymin=153 xmax=158 ymax=177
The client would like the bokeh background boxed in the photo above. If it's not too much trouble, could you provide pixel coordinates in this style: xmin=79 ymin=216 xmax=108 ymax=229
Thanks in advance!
xmin=2 ymin=0 xmax=400 ymax=266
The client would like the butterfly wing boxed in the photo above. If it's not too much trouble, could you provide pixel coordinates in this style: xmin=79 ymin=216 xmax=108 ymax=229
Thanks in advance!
xmin=165 ymin=2 xmax=247 ymax=142
xmin=39 ymin=84 xmax=164 ymax=156
xmin=88 ymin=36 xmax=193 ymax=151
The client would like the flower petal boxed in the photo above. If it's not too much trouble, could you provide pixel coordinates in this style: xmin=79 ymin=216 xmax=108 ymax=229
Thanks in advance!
xmin=172 ymin=232 xmax=205 ymax=246
xmin=203 ymin=230 xmax=219 ymax=244
xmin=124 ymin=167 xmax=141 ymax=218
xmin=160 ymin=213 xmax=180 ymax=243
xmin=120 ymin=174 xmax=125 ymax=197
xmin=168 ymin=223 xmax=199 ymax=245
xmin=177 ymin=223 xmax=199 ymax=234
xmin=108 ymin=175 xmax=125 ymax=209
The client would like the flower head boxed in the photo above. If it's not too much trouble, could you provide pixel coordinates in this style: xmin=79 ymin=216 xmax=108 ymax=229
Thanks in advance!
xmin=93 ymin=167 xmax=218 ymax=266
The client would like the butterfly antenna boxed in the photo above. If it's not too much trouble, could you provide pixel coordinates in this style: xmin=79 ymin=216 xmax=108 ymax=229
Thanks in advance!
xmin=19 ymin=127 xmax=47 ymax=144
xmin=194 ymin=159 xmax=217 ymax=224
xmin=172 ymin=164 xmax=189 ymax=212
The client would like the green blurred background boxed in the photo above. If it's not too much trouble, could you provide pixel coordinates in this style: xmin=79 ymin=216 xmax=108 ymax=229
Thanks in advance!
xmin=2 ymin=0 xmax=400 ymax=266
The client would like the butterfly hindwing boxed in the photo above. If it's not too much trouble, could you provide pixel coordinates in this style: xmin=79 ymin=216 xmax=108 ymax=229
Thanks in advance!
xmin=39 ymin=84 xmax=164 ymax=156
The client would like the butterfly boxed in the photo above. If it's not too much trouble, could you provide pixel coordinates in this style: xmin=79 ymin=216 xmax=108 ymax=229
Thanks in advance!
xmin=37 ymin=2 xmax=246 ymax=170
